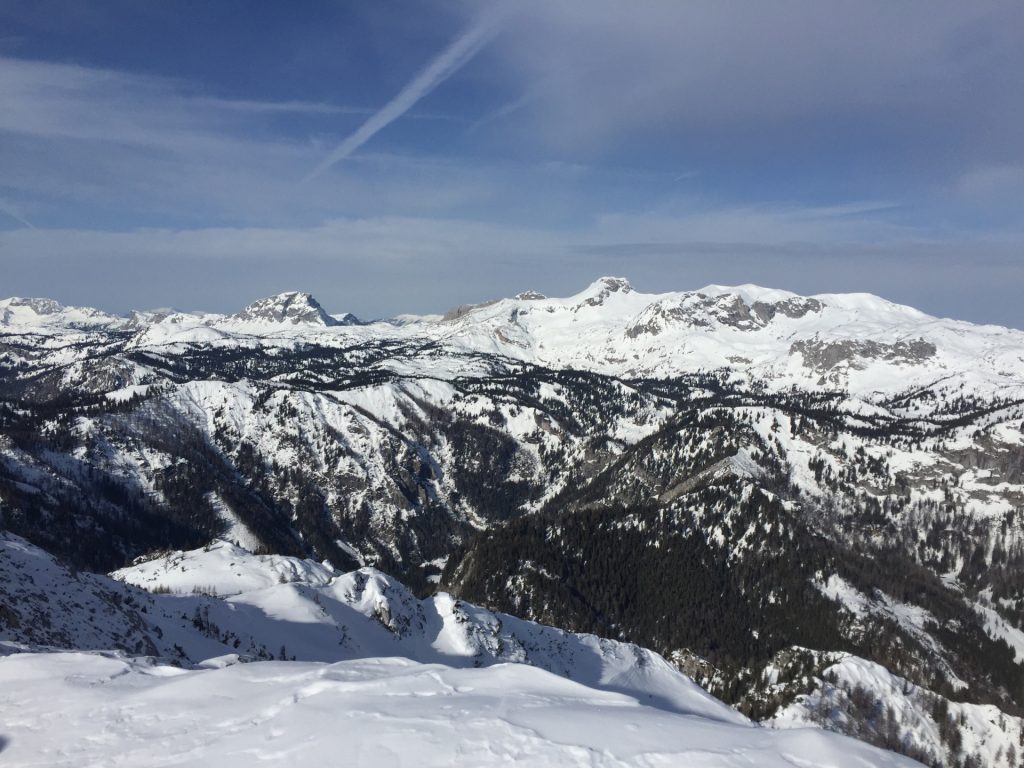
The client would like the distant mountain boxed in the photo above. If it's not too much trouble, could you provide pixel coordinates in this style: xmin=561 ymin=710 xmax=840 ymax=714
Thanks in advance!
xmin=2 ymin=277 xmax=1023 ymax=766
xmin=226 ymin=291 xmax=345 ymax=327
xmin=0 ymin=296 xmax=126 ymax=330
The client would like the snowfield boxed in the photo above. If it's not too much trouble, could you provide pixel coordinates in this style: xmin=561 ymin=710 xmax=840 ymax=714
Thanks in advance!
xmin=3 ymin=535 xmax=732 ymax=720
xmin=0 ymin=649 xmax=918 ymax=767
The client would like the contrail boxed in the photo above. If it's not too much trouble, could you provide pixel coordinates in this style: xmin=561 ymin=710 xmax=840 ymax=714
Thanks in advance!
xmin=467 ymin=88 xmax=537 ymax=135
xmin=303 ymin=9 xmax=505 ymax=182
xmin=0 ymin=199 xmax=35 ymax=229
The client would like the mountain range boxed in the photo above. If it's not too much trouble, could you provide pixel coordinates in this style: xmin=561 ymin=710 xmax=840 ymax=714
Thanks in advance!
xmin=2 ymin=277 xmax=1023 ymax=767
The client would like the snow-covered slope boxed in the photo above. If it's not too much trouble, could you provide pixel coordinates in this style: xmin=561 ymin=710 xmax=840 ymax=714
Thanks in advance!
xmin=112 ymin=540 xmax=339 ymax=596
xmin=772 ymin=654 xmax=1023 ymax=768
xmin=419 ymin=276 xmax=1024 ymax=398
xmin=0 ymin=650 xmax=917 ymax=768
xmin=0 ymin=533 xmax=730 ymax=721
xmin=107 ymin=539 xmax=736 ymax=720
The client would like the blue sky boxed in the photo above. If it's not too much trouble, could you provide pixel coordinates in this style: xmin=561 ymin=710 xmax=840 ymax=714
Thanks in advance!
xmin=1 ymin=1 xmax=1022 ymax=326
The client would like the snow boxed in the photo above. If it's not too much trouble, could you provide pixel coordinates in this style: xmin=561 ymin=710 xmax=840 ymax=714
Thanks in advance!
xmin=112 ymin=540 xmax=337 ymax=596
xmin=107 ymin=540 xmax=741 ymax=721
xmin=0 ymin=533 xmax=920 ymax=766
xmin=206 ymin=493 xmax=264 ymax=552
xmin=773 ymin=655 xmax=1024 ymax=768
xmin=0 ymin=296 xmax=126 ymax=329
xmin=4 ymin=533 xmax=735 ymax=721
xmin=976 ymin=601 xmax=1024 ymax=661
xmin=0 ymin=650 xmax=918 ymax=767
xmin=105 ymin=384 xmax=150 ymax=402
xmin=817 ymin=575 xmax=934 ymax=631
xmin=6 ymin=278 xmax=1024 ymax=765
xmin=815 ymin=575 xmax=968 ymax=690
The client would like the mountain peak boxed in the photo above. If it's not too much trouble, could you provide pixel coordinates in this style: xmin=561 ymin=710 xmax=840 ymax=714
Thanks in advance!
xmin=590 ymin=276 xmax=632 ymax=294
xmin=514 ymin=290 xmax=547 ymax=301
xmin=0 ymin=296 xmax=124 ymax=328
xmin=573 ymin=276 xmax=634 ymax=307
xmin=231 ymin=291 xmax=338 ymax=326
xmin=0 ymin=296 xmax=66 ymax=315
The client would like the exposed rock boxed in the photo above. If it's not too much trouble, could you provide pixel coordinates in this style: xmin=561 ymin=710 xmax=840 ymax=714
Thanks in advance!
xmin=626 ymin=292 xmax=818 ymax=337
xmin=442 ymin=298 xmax=500 ymax=322
xmin=751 ymin=297 xmax=825 ymax=323
xmin=580 ymin=277 xmax=633 ymax=308
xmin=790 ymin=337 xmax=937 ymax=371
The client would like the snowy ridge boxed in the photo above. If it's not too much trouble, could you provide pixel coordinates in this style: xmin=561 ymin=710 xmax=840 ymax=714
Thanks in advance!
xmin=815 ymin=574 xmax=968 ymax=690
xmin=109 ymin=539 xmax=738 ymax=722
xmin=2 ymin=534 xmax=730 ymax=722
xmin=0 ymin=296 xmax=125 ymax=330
xmin=113 ymin=539 xmax=339 ymax=596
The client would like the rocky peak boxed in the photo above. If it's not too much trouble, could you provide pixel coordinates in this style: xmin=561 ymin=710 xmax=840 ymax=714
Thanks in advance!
xmin=514 ymin=290 xmax=547 ymax=301
xmin=592 ymin=276 xmax=632 ymax=294
xmin=624 ymin=292 xmax=826 ymax=338
xmin=2 ymin=297 xmax=65 ymax=316
xmin=332 ymin=312 xmax=364 ymax=326
xmin=232 ymin=292 xmax=338 ymax=326
xmin=0 ymin=296 xmax=124 ymax=329
xmin=578 ymin=276 xmax=633 ymax=307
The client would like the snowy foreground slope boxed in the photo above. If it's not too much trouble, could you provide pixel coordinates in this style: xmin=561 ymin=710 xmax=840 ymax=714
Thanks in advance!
xmin=0 ymin=652 xmax=917 ymax=768
xmin=0 ymin=534 xmax=916 ymax=767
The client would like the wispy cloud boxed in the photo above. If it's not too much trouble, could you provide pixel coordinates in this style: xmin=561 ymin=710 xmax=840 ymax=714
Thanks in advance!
xmin=303 ymin=9 xmax=505 ymax=182
xmin=466 ymin=87 xmax=538 ymax=135
xmin=0 ymin=55 xmax=507 ymax=227
xmin=194 ymin=98 xmax=374 ymax=116
xmin=0 ymin=197 xmax=34 ymax=229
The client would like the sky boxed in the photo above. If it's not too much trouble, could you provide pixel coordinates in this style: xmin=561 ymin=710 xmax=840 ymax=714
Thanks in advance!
xmin=0 ymin=1 xmax=1022 ymax=326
